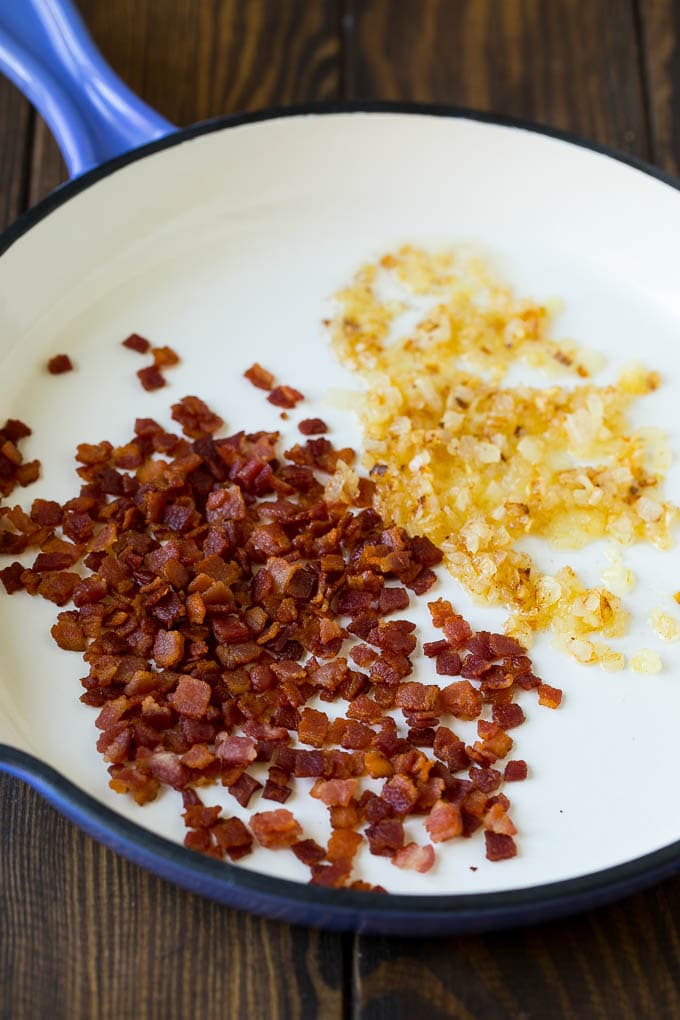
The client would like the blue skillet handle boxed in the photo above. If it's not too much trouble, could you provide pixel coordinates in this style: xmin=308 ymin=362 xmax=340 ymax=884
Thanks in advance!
xmin=0 ymin=0 xmax=176 ymax=178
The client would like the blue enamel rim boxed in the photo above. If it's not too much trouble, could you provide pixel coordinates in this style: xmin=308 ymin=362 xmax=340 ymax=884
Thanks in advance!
xmin=1 ymin=102 xmax=679 ymax=934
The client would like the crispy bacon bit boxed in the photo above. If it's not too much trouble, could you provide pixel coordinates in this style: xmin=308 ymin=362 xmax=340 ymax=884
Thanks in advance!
xmin=213 ymin=816 xmax=253 ymax=860
xmin=152 ymin=345 xmax=180 ymax=368
xmin=538 ymin=683 xmax=563 ymax=708
xmin=435 ymin=649 xmax=462 ymax=676
xmin=442 ymin=615 xmax=472 ymax=648
xmin=47 ymin=354 xmax=74 ymax=375
xmin=153 ymin=629 xmax=185 ymax=668
xmin=50 ymin=612 xmax=87 ymax=651
xmin=37 ymin=571 xmax=80 ymax=606
xmin=492 ymin=703 xmax=525 ymax=729
xmin=327 ymin=828 xmax=362 ymax=865
xmin=485 ymin=831 xmax=517 ymax=861
xmin=168 ymin=676 xmax=211 ymax=718
xmin=392 ymin=842 xmax=435 ymax=873
xmin=171 ymin=395 xmax=223 ymax=438
xmin=366 ymin=818 xmax=404 ymax=857
xmin=181 ymin=743 xmax=216 ymax=769
xmin=381 ymin=774 xmax=418 ymax=814
xmin=216 ymin=733 xmax=258 ymax=766
xmin=268 ymin=385 xmax=304 ymax=409
xmin=122 ymin=333 xmax=151 ymax=354
xmin=504 ymin=759 xmax=528 ymax=781
xmin=0 ymin=374 xmax=559 ymax=890
xmin=425 ymin=800 xmax=463 ymax=843
xmin=483 ymin=801 xmax=517 ymax=836
xmin=0 ymin=560 xmax=25 ymax=594
xmin=440 ymin=680 xmax=482 ymax=720
xmin=433 ymin=727 xmax=469 ymax=771
xmin=298 ymin=418 xmax=328 ymax=435
xmin=244 ymin=362 xmax=275 ymax=391
xmin=137 ymin=365 xmax=166 ymax=391
xmin=394 ymin=682 xmax=439 ymax=712
xmin=293 ymin=839 xmax=325 ymax=865
xmin=310 ymin=861 xmax=351 ymax=888
xmin=298 ymin=707 xmax=329 ymax=748
xmin=0 ymin=419 xmax=39 ymax=499
xmin=251 ymin=809 xmax=302 ymax=848
xmin=310 ymin=778 xmax=358 ymax=807
xmin=489 ymin=633 xmax=525 ymax=656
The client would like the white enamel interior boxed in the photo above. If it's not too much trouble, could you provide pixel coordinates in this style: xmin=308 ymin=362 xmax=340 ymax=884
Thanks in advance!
xmin=1 ymin=112 xmax=679 ymax=895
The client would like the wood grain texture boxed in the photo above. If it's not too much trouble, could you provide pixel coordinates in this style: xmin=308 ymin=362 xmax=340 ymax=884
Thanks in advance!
xmin=0 ymin=778 xmax=345 ymax=1020
xmin=29 ymin=0 xmax=340 ymax=202
xmin=638 ymin=0 xmax=680 ymax=174
xmin=353 ymin=878 xmax=680 ymax=1019
xmin=344 ymin=0 xmax=650 ymax=157
xmin=0 ymin=80 xmax=31 ymax=230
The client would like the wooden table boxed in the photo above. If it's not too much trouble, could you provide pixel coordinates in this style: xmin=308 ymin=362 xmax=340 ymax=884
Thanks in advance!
xmin=1 ymin=2 xmax=680 ymax=1017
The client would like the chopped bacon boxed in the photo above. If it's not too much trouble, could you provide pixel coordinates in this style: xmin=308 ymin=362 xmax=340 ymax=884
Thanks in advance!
xmin=440 ymin=680 xmax=482 ymax=720
xmin=298 ymin=707 xmax=329 ymax=748
xmin=433 ymin=726 xmax=469 ymax=772
xmin=365 ymin=818 xmax=404 ymax=857
xmin=0 ymin=368 xmax=559 ymax=889
xmin=392 ymin=842 xmax=435 ymax=873
xmin=425 ymin=800 xmax=463 ymax=843
xmin=152 ymin=345 xmax=180 ymax=368
xmin=244 ymin=362 xmax=275 ymax=391
xmin=504 ymin=759 xmax=528 ymax=782
xmin=485 ymin=831 xmax=517 ymax=861
xmin=394 ymin=682 xmax=439 ymax=712
xmin=122 ymin=333 xmax=151 ymax=354
xmin=483 ymin=801 xmax=517 ymax=836
xmin=50 ymin=612 xmax=87 ymax=651
xmin=298 ymin=418 xmax=328 ymax=435
xmin=310 ymin=778 xmax=358 ymax=807
xmin=37 ymin=571 xmax=80 ymax=606
xmin=489 ymin=633 xmax=525 ymax=657
xmin=215 ymin=733 xmax=258 ymax=766
xmin=492 ymin=702 xmax=525 ymax=729
xmin=153 ymin=629 xmax=185 ymax=668
xmin=228 ymin=772 xmax=263 ymax=807
xmin=267 ymin=385 xmax=304 ymax=409
xmin=137 ymin=365 xmax=166 ymax=391
xmin=47 ymin=354 xmax=74 ymax=374
xmin=327 ymin=828 xmax=362 ymax=864
xmin=310 ymin=861 xmax=351 ymax=888
xmin=251 ymin=809 xmax=302 ymax=848
xmin=293 ymin=839 xmax=325 ymax=865
xmin=181 ymin=743 xmax=216 ymax=769
xmin=435 ymin=649 xmax=462 ymax=676
xmin=212 ymin=817 xmax=253 ymax=860
xmin=442 ymin=615 xmax=472 ymax=648
xmin=0 ymin=561 xmax=25 ymax=595
xmin=171 ymin=395 xmax=223 ymax=438
xmin=168 ymin=676 xmax=211 ymax=718
xmin=538 ymin=683 xmax=563 ymax=709
xmin=381 ymin=774 xmax=418 ymax=814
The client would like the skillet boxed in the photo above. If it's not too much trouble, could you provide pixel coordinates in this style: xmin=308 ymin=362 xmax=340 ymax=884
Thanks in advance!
xmin=0 ymin=0 xmax=679 ymax=934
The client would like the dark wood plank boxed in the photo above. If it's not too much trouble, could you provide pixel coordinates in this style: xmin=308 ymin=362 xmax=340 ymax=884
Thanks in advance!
xmin=0 ymin=79 xmax=32 ymax=229
xmin=354 ymin=878 xmax=680 ymax=1019
xmin=344 ymin=0 xmax=650 ymax=157
xmin=0 ymin=778 xmax=344 ymax=1020
xmin=344 ymin=2 xmax=678 ymax=1017
xmin=29 ymin=0 xmax=340 ymax=201
xmin=638 ymin=0 xmax=680 ymax=175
